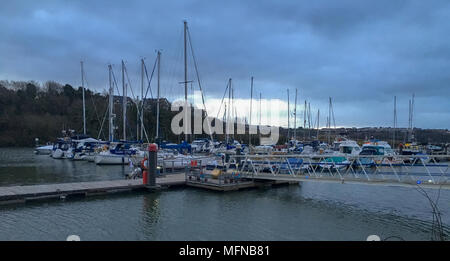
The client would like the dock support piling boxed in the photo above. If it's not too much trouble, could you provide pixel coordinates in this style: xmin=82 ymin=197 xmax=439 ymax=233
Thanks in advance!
xmin=147 ymin=143 xmax=158 ymax=188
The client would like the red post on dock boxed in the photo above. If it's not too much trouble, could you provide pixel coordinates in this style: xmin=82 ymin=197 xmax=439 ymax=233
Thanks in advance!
xmin=142 ymin=156 xmax=148 ymax=185
xmin=147 ymin=143 xmax=158 ymax=187
xmin=142 ymin=159 xmax=148 ymax=185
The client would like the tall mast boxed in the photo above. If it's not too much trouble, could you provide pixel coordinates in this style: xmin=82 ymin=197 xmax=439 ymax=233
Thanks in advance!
xmin=136 ymin=98 xmax=139 ymax=140
xmin=304 ymin=100 xmax=307 ymax=129
xmin=249 ymin=77 xmax=253 ymax=147
xmin=233 ymin=87 xmax=237 ymax=130
xmin=328 ymin=97 xmax=331 ymax=144
xmin=140 ymin=59 xmax=144 ymax=141
xmin=80 ymin=61 xmax=86 ymax=135
xmin=408 ymin=99 xmax=410 ymax=130
xmin=293 ymin=89 xmax=297 ymax=140
xmin=408 ymin=99 xmax=412 ymax=141
xmin=227 ymin=78 xmax=232 ymax=144
xmin=156 ymin=51 xmax=161 ymax=140
xmin=108 ymin=65 xmax=114 ymax=142
xmin=287 ymin=89 xmax=290 ymax=141
xmin=223 ymin=104 xmax=227 ymax=123
xmin=122 ymin=60 xmax=126 ymax=141
xmin=304 ymin=100 xmax=307 ymax=141
xmin=232 ymin=83 xmax=235 ymax=140
xmin=259 ymin=92 xmax=262 ymax=143
xmin=411 ymin=93 xmax=415 ymax=141
xmin=393 ymin=96 xmax=397 ymax=148
xmin=411 ymin=93 xmax=415 ymax=129
xmin=317 ymin=109 xmax=320 ymax=140
xmin=331 ymin=97 xmax=336 ymax=129
xmin=308 ymin=102 xmax=311 ymax=140
xmin=184 ymin=21 xmax=188 ymax=143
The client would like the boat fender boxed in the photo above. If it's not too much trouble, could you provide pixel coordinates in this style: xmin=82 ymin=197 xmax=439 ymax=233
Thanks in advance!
xmin=190 ymin=160 xmax=198 ymax=167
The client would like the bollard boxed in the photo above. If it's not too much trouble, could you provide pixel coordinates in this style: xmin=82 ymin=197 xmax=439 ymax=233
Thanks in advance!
xmin=143 ymin=170 xmax=148 ymax=184
xmin=147 ymin=143 xmax=158 ymax=187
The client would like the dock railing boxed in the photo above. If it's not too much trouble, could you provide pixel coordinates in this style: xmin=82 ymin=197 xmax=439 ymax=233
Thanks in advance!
xmin=227 ymin=154 xmax=450 ymax=186
xmin=158 ymin=156 xmax=211 ymax=173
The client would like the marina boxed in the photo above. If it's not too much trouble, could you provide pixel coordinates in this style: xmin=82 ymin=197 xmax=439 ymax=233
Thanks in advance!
xmin=3 ymin=146 xmax=450 ymax=197
xmin=1 ymin=1 xmax=450 ymax=245
xmin=1 ymin=147 xmax=450 ymax=241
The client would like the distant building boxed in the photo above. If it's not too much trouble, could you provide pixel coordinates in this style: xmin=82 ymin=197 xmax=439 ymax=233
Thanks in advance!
xmin=142 ymin=98 xmax=171 ymax=110
xmin=112 ymin=96 xmax=171 ymax=110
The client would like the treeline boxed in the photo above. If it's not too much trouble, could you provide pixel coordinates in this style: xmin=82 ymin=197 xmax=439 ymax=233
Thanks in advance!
xmin=0 ymin=80 xmax=103 ymax=146
xmin=0 ymin=79 xmax=286 ymax=147
xmin=0 ymin=79 xmax=259 ymax=147
xmin=1 ymin=80 xmax=449 ymax=147
xmin=0 ymin=80 xmax=181 ymax=147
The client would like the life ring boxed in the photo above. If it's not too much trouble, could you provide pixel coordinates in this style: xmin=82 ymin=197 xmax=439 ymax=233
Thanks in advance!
xmin=141 ymin=159 xmax=147 ymax=170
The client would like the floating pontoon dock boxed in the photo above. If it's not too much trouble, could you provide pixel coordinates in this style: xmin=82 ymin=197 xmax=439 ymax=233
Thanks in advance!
xmin=0 ymin=173 xmax=186 ymax=205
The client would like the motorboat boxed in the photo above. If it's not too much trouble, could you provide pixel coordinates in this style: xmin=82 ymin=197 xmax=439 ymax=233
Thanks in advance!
xmin=361 ymin=140 xmax=395 ymax=156
xmin=34 ymin=145 xmax=53 ymax=155
xmin=316 ymin=140 xmax=360 ymax=171
xmin=400 ymin=142 xmax=429 ymax=163
xmin=318 ymin=156 xmax=350 ymax=171
xmin=338 ymin=140 xmax=361 ymax=156
xmin=357 ymin=140 xmax=397 ymax=166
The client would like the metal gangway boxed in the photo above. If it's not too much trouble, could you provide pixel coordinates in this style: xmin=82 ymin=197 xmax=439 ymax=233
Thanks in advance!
xmin=227 ymin=154 xmax=450 ymax=189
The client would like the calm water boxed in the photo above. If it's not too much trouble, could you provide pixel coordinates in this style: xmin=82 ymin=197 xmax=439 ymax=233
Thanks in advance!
xmin=0 ymin=148 xmax=449 ymax=241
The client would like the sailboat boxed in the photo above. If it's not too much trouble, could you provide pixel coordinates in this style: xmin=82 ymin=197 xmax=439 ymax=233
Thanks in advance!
xmin=94 ymin=61 xmax=146 ymax=165
xmin=66 ymin=137 xmax=101 ymax=160
xmin=158 ymin=21 xmax=218 ymax=168
xmin=65 ymin=62 xmax=105 ymax=161
xmin=95 ymin=142 xmax=144 ymax=165
xmin=51 ymin=136 xmax=71 ymax=159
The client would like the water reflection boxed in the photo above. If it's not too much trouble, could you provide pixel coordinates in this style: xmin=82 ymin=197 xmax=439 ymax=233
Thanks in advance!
xmin=0 ymin=186 xmax=447 ymax=240
xmin=0 ymin=148 xmax=129 ymax=186
xmin=140 ymin=194 xmax=161 ymax=239
xmin=0 ymin=148 xmax=449 ymax=240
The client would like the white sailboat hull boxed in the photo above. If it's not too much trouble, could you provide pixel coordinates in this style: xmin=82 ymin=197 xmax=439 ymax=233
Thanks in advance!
xmin=51 ymin=149 xmax=65 ymax=159
xmin=64 ymin=149 xmax=74 ymax=159
xmin=72 ymin=153 xmax=86 ymax=161
xmin=95 ymin=153 xmax=144 ymax=165
xmin=34 ymin=145 xmax=53 ymax=155
xmin=84 ymin=154 xmax=97 ymax=162
xmin=95 ymin=154 xmax=130 ymax=165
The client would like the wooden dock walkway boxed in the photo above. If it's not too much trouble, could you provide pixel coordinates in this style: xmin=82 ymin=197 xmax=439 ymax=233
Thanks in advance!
xmin=0 ymin=171 xmax=302 ymax=205
xmin=0 ymin=173 xmax=186 ymax=205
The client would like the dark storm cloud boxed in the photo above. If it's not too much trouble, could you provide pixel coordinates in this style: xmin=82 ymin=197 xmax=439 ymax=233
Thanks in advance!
xmin=0 ymin=0 xmax=449 ymax=129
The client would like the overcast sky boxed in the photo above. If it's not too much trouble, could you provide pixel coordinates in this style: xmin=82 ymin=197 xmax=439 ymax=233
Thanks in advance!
xmin=1 ymin=0 xmax=449 ymax=129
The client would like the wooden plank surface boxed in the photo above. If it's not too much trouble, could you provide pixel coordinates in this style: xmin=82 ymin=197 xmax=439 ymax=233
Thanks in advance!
xmin=0 ymin=173 xmax=186 ymax=202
